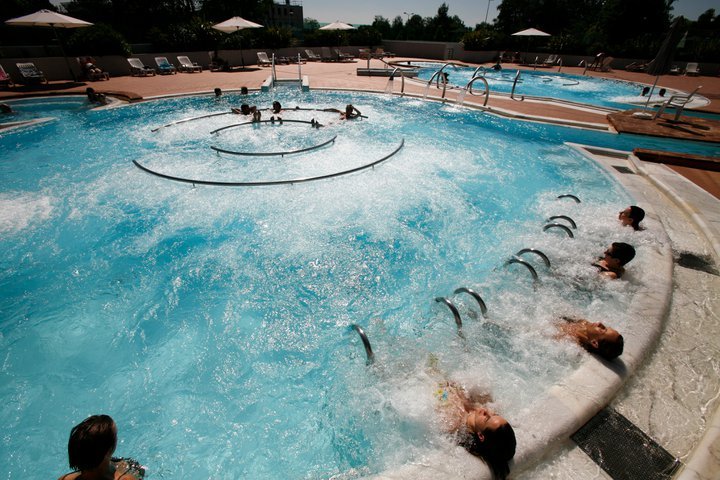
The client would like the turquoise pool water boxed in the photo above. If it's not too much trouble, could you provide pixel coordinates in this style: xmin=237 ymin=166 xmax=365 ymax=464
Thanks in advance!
xmin=410 ymin=61 xmax=689 ymax=110
xmin=0 ymin=91 xmax=712 ymax=478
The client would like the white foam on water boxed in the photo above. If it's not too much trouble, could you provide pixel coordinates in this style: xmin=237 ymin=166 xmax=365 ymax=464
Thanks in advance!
xmin=0 ymin=192 xmax=53 ymax=233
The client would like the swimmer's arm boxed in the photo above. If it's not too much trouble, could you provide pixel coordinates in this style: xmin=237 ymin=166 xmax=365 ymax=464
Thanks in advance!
xmin=600 ymin=271 xmax=619 ymax=279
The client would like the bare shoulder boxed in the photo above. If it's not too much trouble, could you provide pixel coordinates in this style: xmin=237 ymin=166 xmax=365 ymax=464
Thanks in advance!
xmin=58 ymin=473 xmax=79 ymax=480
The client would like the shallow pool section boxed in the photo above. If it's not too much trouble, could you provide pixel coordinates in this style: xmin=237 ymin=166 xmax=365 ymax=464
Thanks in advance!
xmin=0 ymin=91 xmax=680 ymax=478
xmin=409 ymin=61 xmax=698 ymax=110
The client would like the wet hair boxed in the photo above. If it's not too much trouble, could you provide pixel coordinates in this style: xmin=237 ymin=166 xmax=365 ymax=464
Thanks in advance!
xmin=628 ymin=206 xmax=645 ymax=230
xmin=272 ymin=101 xmax=281 ymax=113
xmin=659 ymin=88 xmax=666 ymax=97
xmin=240 ymin=103 xmax=251 ymax=115
xmin=345 ymin=104 xmax=354 ymax=116
xmin=596 ymin=333 xmax=624 ymax=360
xmin=641 ymin=86 xmax=650 ymax=96
xmin=462 ymin=422 xmax=516 ymax=480
xmin=68 ymin=414 xmax=117 ymax=471
xmin=214 ymin=87 xmax=222 ymax=97
xmin=610 ymin=242 xmax=635 ymax=265
xmin=240 ymin=86 xmax=248 ymax=94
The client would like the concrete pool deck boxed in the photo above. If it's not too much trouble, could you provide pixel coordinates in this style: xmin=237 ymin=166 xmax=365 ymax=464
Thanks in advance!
xmin=2 ymin=57 xmax=719 ymax=479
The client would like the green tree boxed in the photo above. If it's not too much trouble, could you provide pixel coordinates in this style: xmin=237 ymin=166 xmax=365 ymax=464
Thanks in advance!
xmin=66 ymin=23 xmax=131 ymax=56
xmin=426 ymin=3 xmax=467 ymax=41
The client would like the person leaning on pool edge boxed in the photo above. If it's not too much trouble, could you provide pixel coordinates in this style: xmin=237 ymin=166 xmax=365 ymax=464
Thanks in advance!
xmin=341 ymin=104 xmax=361 ymax=120
xmin=557 ymin=317 xmax=624 ymax=360
xmin=593 ymin=242 xmax=636 ymax=279
xmin=58 ymin=414 xmax=144 ymax=480
xmin=619 ymin=205 xmax=645 ymax=231
xmin=435 ymin=381 xmax=516 ymax=479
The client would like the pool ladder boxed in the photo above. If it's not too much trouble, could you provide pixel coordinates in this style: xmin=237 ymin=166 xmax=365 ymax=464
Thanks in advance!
xmin=510 ymin=70 xmax=524 ymax=101
xmin=504 ymin=247 xmax=552 ymax=283
xmin=435 ymin=287 xmax=488 ymax=336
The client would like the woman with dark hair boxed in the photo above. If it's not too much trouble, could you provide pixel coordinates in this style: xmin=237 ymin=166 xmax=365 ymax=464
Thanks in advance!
xmin=593 ymin=242 xmax=636 ymax=279
xmin=557 ymin=317 xmax=624 ymax=360
xmin=618 ymin=205 xmax=645 ymax=231
xmin=435 ymin=382 xmax=516 ymax=479
xmin=59 ymin=414 xmax=144 ymax=480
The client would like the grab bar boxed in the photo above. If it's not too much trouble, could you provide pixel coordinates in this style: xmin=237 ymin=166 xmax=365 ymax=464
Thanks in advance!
xmin=516 ymin=248 xmax=551 ymax=268
xmin=453 ymin=287 xmax=487 ymax=316
xmin=547 ymin=215 xmax=577 ymax=229
xmin=557 ymin=194 xmax=581 ymax=203
xmin=543 ymin=223 xmax=574 ymax=238
xmin=463 ymin=75 xmax=490 ymax=106
xmin=510 ymin=70 xmax=524 ymax=101
xmin=350 ymin=324 xmax=375 ymax=365
xmin=426 ymin=63 xmax=459 ymax=100
xmin=435 ymin=297 xmax=463 ymax=332
xmin=387 ymin=67 xmax=406 ymax=95
xmin=271 ymin=53 xmax=277 ymax=86
xmin=505 ymin=256 xmax=539 ymax=282
xmin=557 ymin=57 xmax=563 ymax=73
xmin=533 ymin=56 xmax=539 ymax=71
xmin=471 ymin=65 xmax=486 ymax=78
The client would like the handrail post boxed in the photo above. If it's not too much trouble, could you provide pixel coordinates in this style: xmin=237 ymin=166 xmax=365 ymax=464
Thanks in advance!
xmin=463 ymin=75 xmax=490 ymax=106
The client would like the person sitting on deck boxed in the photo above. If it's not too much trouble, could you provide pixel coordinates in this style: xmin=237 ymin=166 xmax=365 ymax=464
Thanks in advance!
xmin=556 ymin=317 xmax=624 ymax=360
xmin=593 ymin=242 xmax=636 ymax=279
xmin=58 ymin=414 xmax=145 ymax=480
xmin=618 ymin=206 xmax=645 ymax=231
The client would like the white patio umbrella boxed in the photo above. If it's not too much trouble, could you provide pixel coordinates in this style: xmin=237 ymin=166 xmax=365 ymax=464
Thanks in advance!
xmin=511 ymin=28 xmax=551 ymax=63
xmin=212 ymin=16 xmax=263 ymax=69
xmin=319 ymin=21 xmax=356 ymax=60
xmin=5 ymin=9 xmax=93 ymax=81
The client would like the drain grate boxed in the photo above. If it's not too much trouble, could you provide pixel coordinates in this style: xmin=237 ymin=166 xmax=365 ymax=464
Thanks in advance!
xmin=675 ymin=251 xmax=719 ymax=276
xmin=571 ymin=407 xmax=681 ymax=480
xmin=612 ymin=165 xmax=635 ymax=174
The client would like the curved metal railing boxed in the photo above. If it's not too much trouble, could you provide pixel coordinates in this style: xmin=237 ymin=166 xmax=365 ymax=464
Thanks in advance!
xmin=547 ymin=215 xmax=577 ymax=229
xmin=557 ymin=194 xmax=581 ymax=203
xmin=211 ymin=119 xmax=322 ymax=135
xmin=151 ymin=112 xmax=233 ymax=132
xmin=211 ymin=134 xmax=337 ymax=157
xmin=505 ymin=256 xmax=539 ymax=282
xmin=435 ymin=296 xmax=463 ymax=332
xmin=350 ymin=324 xmax=375 ymax=365
xmin=133 ymin=139 xmax=405 ymax=187
xmin=386 ymin=67 xmax=407 ymax=95
xmin=543 ymin=223 xmax=575 ymax=238
xmin=510 ymin=70 xmax=524 ymax=101
xmin=453 ymin=287 xmax=488 ymax=316
xmin=516 ymin=248 xmax=551 ymax=268
xmin=463 ymin=75 xmax=490 ymax=106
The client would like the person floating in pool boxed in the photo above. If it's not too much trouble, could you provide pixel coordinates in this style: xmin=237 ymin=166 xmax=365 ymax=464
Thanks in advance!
xmin=214 ymin=87 xmax=222 ymax=98
xmin=252 ymin=109 xmax=262 ymax=123
xmin=231 ymin=104 xmax=256 ymax=115
xmin=492 ymin=60 xmax=502 ymax=71
xmin=434 ymin=380 xmax=516 ymax=479
xmin=271 ymin=101 xmax=282 ymax=114
xmin=618 ymin=205 xmax=645 ymax=231
xmin=556 ymin=317 xmax=624 ymax=360
xmin=593 ymin=242 xmax=636 ymax=279
xmin=58 ymin=414 xmax=145 ymax=480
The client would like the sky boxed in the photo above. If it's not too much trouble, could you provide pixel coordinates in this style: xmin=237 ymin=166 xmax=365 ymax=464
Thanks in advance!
xmin=302 ymin=0 xmax=717 ymax=26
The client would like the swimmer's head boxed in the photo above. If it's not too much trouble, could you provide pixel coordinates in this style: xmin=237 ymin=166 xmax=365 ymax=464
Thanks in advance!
xmin=68 ymin=414 xmax=117 ymax=471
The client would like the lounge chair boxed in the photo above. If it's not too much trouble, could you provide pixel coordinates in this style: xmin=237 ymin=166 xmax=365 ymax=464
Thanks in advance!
xmin=127 ymin=58 xmax=156 ymax=76
xmin=0 ymin=64 xmax=15 ymax=88
xmin=154 ymin=57 xmax=177 ymax=75
xmin=177 ymin=56 xmax=202 ymax=73
xmin=304 ymin=49 xmax=321 ymax=62
xmin=374 ymin=47 xmax=395 ymax=58
xmin=669 ymin=65 xmax=681 ymax=75
xmin=77 ymin=57 xmax=109 ymax=81
xmin=320 ymin=47 xmax=334 ymax=62
xmin=256 ymin=52 xmax=272 ymax=67
xmin=653 ymin=86 xmax=702 ymax=121
xmin=685 ymin=62 xmax=700 ymax=76
xmin=358 ymin=48 xmax=371 ymax=60
xmin=334 ymin=48 xmax=354 ymax=62
xmin=15 ymin=62 xmax=48 ymax=84
xmin=597 ymin=56 xmax=614 ymax=72
xmin=625 ymin=61 xmax=648 ymax=72
xmin=542 ymin=54 xmax=559 ymax=66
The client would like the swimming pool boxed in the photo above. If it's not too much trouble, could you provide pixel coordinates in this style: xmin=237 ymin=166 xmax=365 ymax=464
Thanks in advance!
xmin=408 ymin=61 xmax=707 ymax=111
xmin=0 ymin=91 xmax=699 ymax=478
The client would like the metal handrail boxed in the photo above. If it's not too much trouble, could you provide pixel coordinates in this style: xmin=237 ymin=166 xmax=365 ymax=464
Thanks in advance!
xmin=211 ymin=134 xmax=337 ymax=157
xmin=271 ymin=54 xmax=277 ymax=86
xmin=435 ymin=297 xmax=463 ymax=332
xmin=426 ymin=63 xmax=460 ymax=100
xmin=510 ymin=70 xmax=524 ymax=101
xmin=516 ymin=248 xmax=551 ymax=268
xmin=387 ymin=67 xmax=406 ymax=95
xmin=557 ymin=57 xmax=563 ymax=73
xmin=151 ymin=112 xmax=232 ymax=132
xmin=297 ymin=53 xmax=302 ymax=83
xmin=547 ymin=215 xmax=577 ymax=229
xmin=533 ymin=55 xmax=539 ymax=71
xmin=453 ymin=287 xmax=487 ymax=316
xmin=350 ymin=324 xmax=375 ymax=365
xmin=505 ymin=256 xmax=539 ymax=282
xmin=557 ymin=194 xmax=581 ymax=203
xmin=464 ymin=75 xmax=490 ymax=106
xmin=471 ymin=65 xmax=487 ymax=78
xmin=543 ymin=223 xmax=575 ymax=238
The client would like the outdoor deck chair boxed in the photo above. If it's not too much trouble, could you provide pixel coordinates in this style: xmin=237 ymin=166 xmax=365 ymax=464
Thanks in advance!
xmin=598 ymin=56 xmax=614 ymax=72
xmin=625 ymin=61 xmax=648 ymax=72
xmin=304 ymin=49 xmax=321 ymax=61
xmin=15 ymin=62 xmax=47 ymax=84
xmin=154 ymin=57 xmax=177 ymax=75
xmin=542 ymin=54 xmax=559 ymax=66
xmin=256 ymin=52 xmax=272 ymax=67
xmin=177 ymin=56 xmax=202 ymax=73
xmin=358 ymin=48 xmax=371 ymax=60
xmin=669 ymin=65 xmax=681 ymax=75
xmin=77 ymin=57 xmax=109 ymax=81
xmin=127 ymin=58 xmax=156 ymax=76
xmin=334 ymin=48 xmax=354 ymax=62
xmin=685 ymin=62 xmax=700 ymax=76
xmin=320 ymin=47 xmax=334 ymax=62
xmin=374 ymin=47 xmax=395 ymax=58
xmin=0 ymin=64 xmax=15 ymax=88
xmin=653 ymin=86 xmax=702 ymax=121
